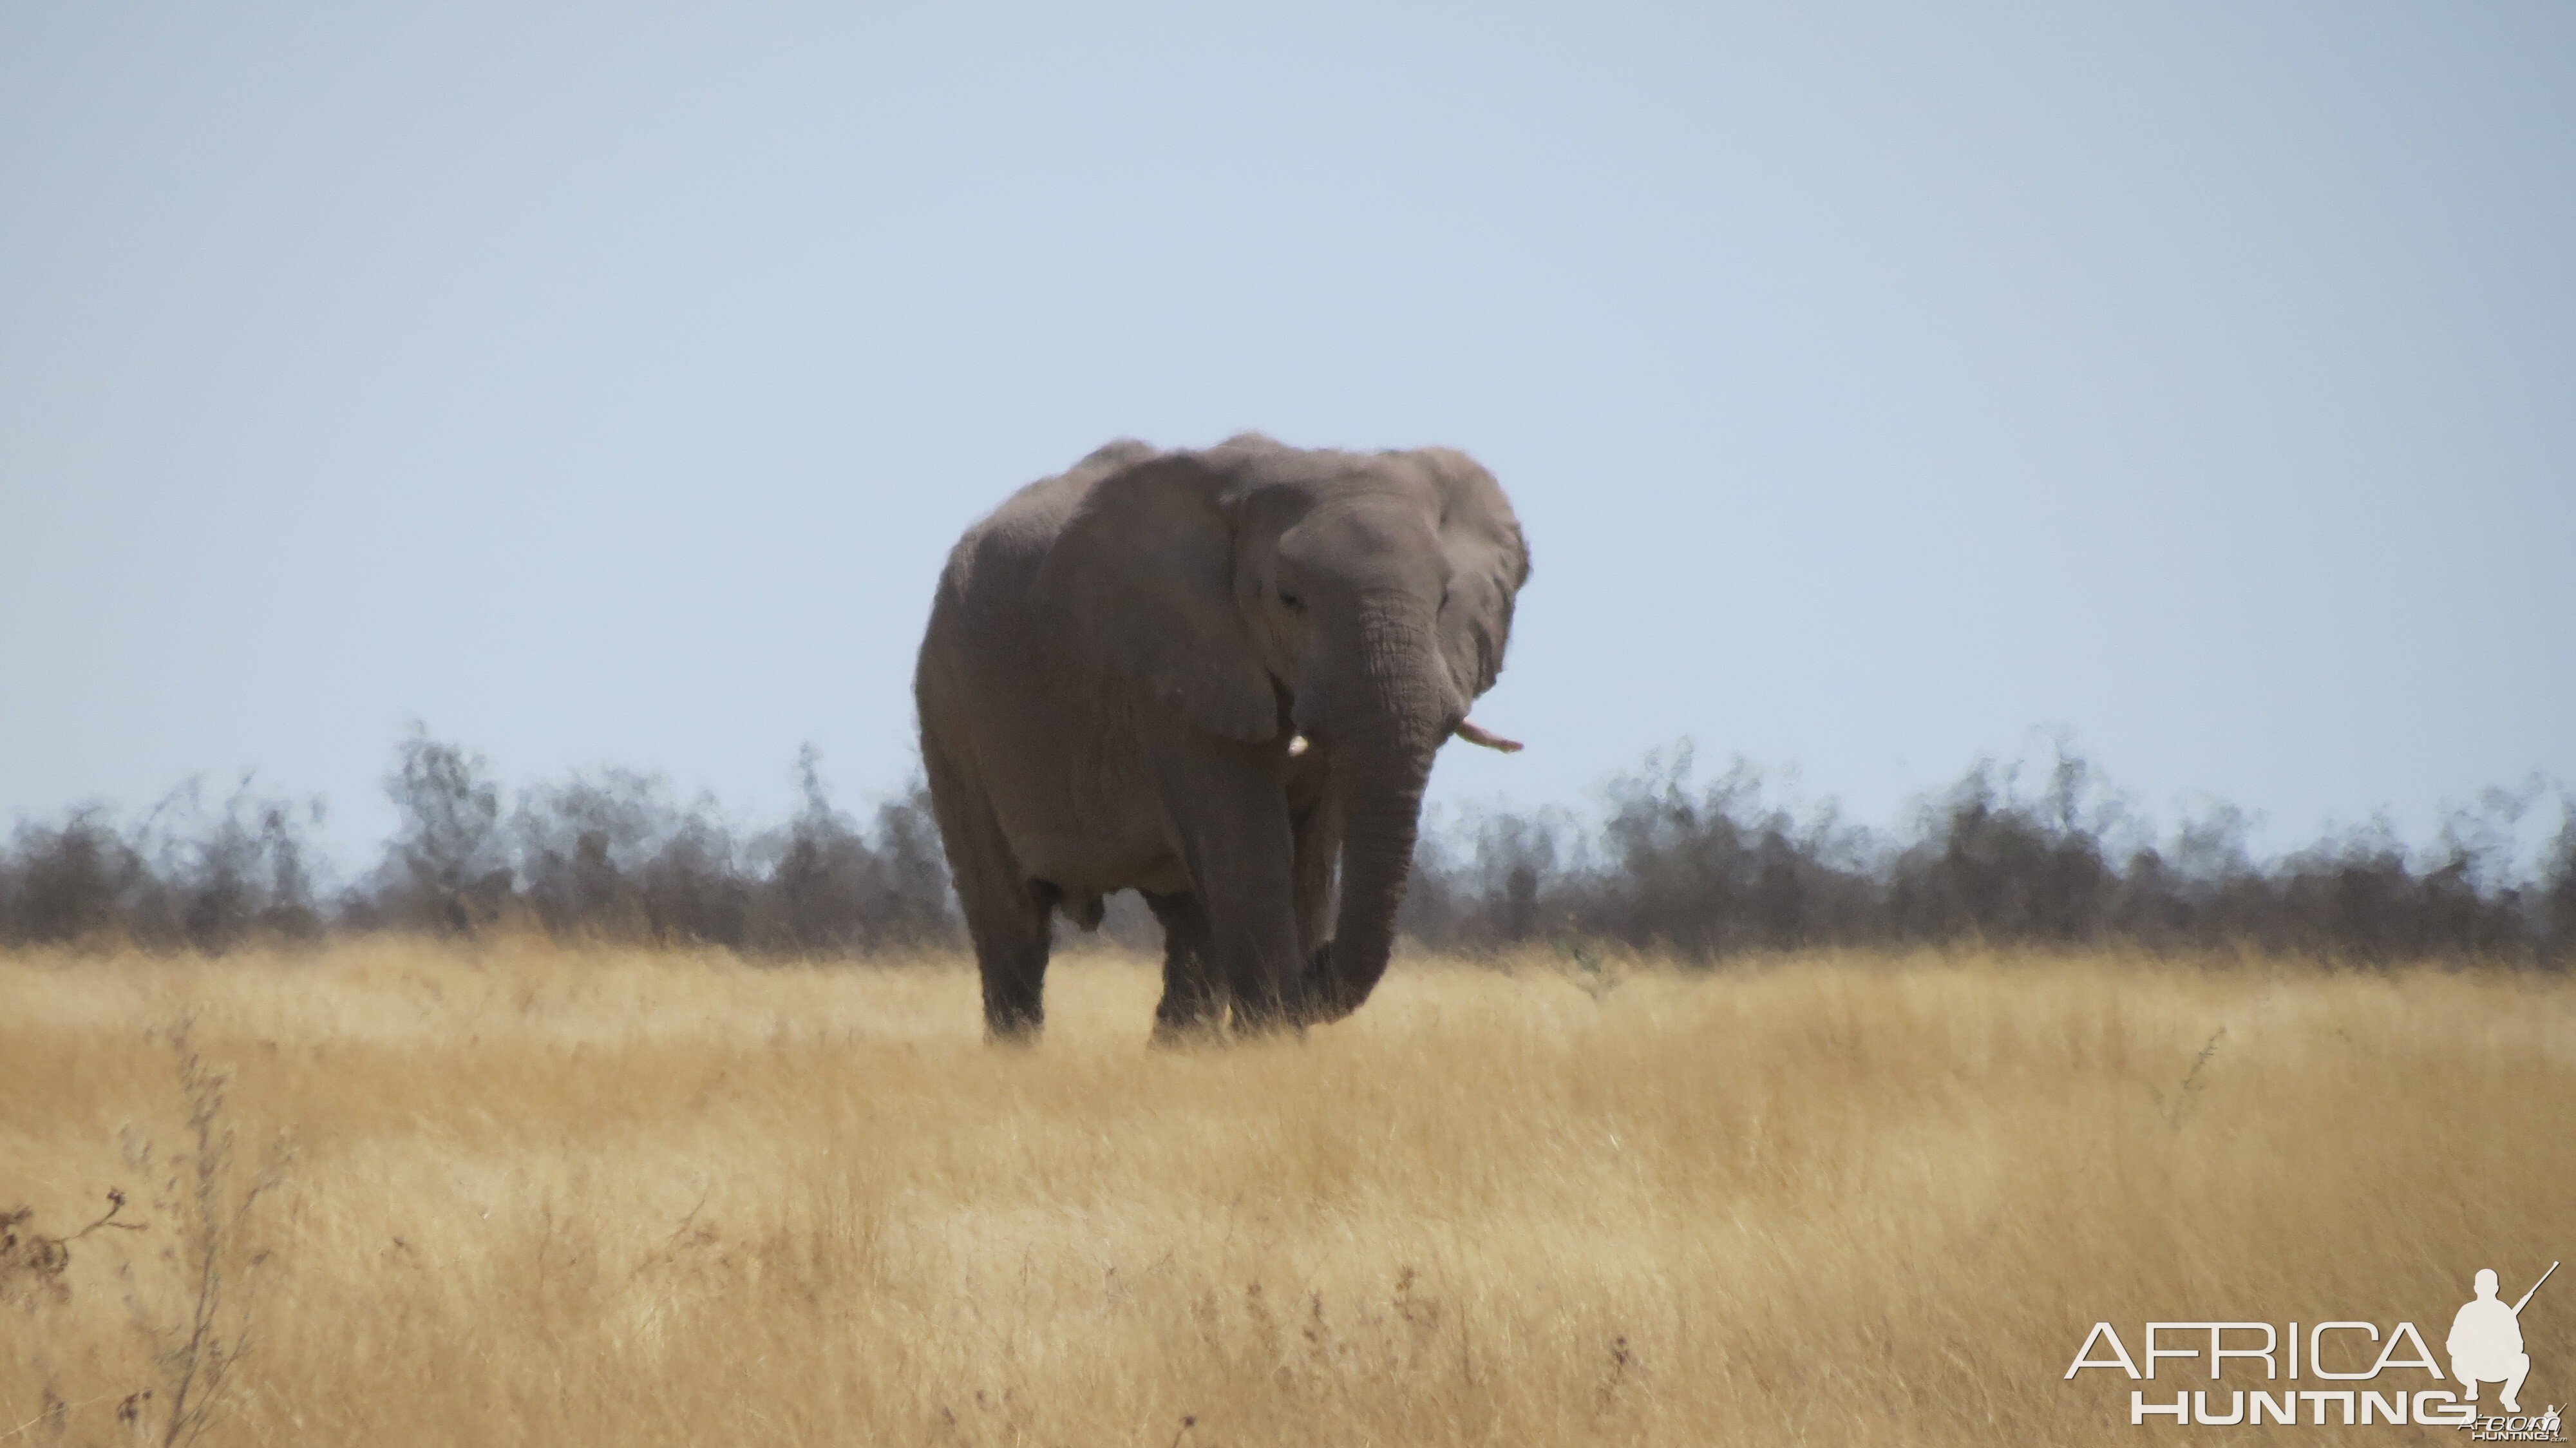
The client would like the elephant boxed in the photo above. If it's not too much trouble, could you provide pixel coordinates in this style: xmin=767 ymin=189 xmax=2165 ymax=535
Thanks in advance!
xmin=913 ymin=433 xmax=1530 ymax=1040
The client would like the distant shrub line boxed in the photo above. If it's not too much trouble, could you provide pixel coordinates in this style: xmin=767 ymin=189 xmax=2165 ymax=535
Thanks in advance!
xmin=0 ymin=733 xmax=951 ymax=958
xmin=3 ymin=732 xmax=2571 ymax=964
xmin=1402 ymin=747 xmax=2576 ymax=966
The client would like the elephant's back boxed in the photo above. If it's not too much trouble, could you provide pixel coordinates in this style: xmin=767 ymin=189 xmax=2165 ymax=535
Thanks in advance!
xmin=933 ymin=439 xmax=1157 ymax=613
xmin=917 ymin=438 xmax=1160 ymax=725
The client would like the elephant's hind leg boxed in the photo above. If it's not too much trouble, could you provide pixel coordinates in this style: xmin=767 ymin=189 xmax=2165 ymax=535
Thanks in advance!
xmin=923 ymin=741 xmax=1052 ymax=1040
xmin=1144 ymin=890 xmax=1222 ymax=1043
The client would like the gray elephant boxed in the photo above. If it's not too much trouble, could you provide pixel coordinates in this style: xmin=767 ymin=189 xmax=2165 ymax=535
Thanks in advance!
xmin=914 ymin=433 xmax=1530 ymax=1040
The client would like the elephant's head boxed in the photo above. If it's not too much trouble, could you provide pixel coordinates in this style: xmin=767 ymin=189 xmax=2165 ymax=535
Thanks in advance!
xmin=1042 ymin=434 xmax=1530 ymax=1022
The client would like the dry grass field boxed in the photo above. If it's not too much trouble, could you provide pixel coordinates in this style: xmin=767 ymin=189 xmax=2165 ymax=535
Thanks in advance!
xmin=1 ymin=940 xmax=2568 ymax=1446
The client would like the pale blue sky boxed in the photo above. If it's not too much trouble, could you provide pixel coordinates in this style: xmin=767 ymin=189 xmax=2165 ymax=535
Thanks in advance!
xmin=3 ymin=3 xmax=2570 ymax=865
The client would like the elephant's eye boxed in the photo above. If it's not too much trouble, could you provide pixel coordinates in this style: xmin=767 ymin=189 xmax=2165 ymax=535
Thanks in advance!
xmin=1278 ymin=589 xmax=1303 ymax=612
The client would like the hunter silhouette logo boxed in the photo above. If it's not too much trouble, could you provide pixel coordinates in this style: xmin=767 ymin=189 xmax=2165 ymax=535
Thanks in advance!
xmin=2455 ymin=1264 xmax=2553 ymax=1416
xmin=2063 ymin=1261 xmax=2561 ymax=1434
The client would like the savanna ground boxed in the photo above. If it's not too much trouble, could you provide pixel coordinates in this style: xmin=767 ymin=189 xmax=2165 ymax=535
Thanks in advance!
xmin=1 ymin=941 xmax=2567 ymax=1446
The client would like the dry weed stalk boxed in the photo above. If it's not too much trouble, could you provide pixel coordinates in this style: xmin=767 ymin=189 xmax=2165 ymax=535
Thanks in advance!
xmin=117 ymin=1020 xmax=289 ymax=1448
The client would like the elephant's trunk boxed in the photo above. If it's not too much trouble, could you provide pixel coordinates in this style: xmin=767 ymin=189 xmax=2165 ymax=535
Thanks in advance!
xmin=1300 ymin=596 xmax=1447 ymax=1024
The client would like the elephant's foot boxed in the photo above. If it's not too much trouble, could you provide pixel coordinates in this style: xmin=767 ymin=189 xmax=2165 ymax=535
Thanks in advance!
xmin=1151 ymin=986 xmax=1226 ymax=1045
xmin=1148 ymin=1013 xmax=1224 ymax=1048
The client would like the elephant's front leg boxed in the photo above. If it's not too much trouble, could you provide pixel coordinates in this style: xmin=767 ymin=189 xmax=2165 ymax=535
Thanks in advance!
xmin=1142 ymin=890 xmax=1222 ymax=1043
xmin=1156 ymin=743 xmax=1303 ymax=1033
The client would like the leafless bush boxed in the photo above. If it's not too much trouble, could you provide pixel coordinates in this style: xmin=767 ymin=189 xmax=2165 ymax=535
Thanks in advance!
xmin=744 ymin=745 xmax=954 ymax=955
xmin=1884 ymin=753 xmax=2126 ymax=946
xmin=345 ymin=728 xmax=515 ymax=935
xmin=1589 ymin=749 xmax=1883 ymax=953
xmin=1399 ymin=806 xmax=1578 ymax=949
xmin=2547 ymin=800 xmax=2576 ymax=962
xmin=341 ymin=734 xmax=957 ymax=955
xmin=0 ymin=779 xmax=323 ymax=953
xmin=512 ymin=768 xmax=752 ymax=946
xmin=0 ymin=808 xmax=146 ymax=948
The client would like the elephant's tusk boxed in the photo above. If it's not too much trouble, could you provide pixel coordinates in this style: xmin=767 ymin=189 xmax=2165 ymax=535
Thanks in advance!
xmin=1286 ymin=734 xmax=1310 ymax=757
xmin=1454 ymin=719 xmax=1524 ymax=753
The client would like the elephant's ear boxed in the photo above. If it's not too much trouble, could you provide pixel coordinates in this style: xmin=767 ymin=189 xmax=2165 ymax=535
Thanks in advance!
xmin=1418 ymin=448 xmax=1531 ymax=703
xmin=1036 ymin=452 xmax=1280 ymax=744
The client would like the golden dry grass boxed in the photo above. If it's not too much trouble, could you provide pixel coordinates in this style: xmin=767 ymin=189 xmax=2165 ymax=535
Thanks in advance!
xmin=1 ymin=940 xmax=2568 ymax=1445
